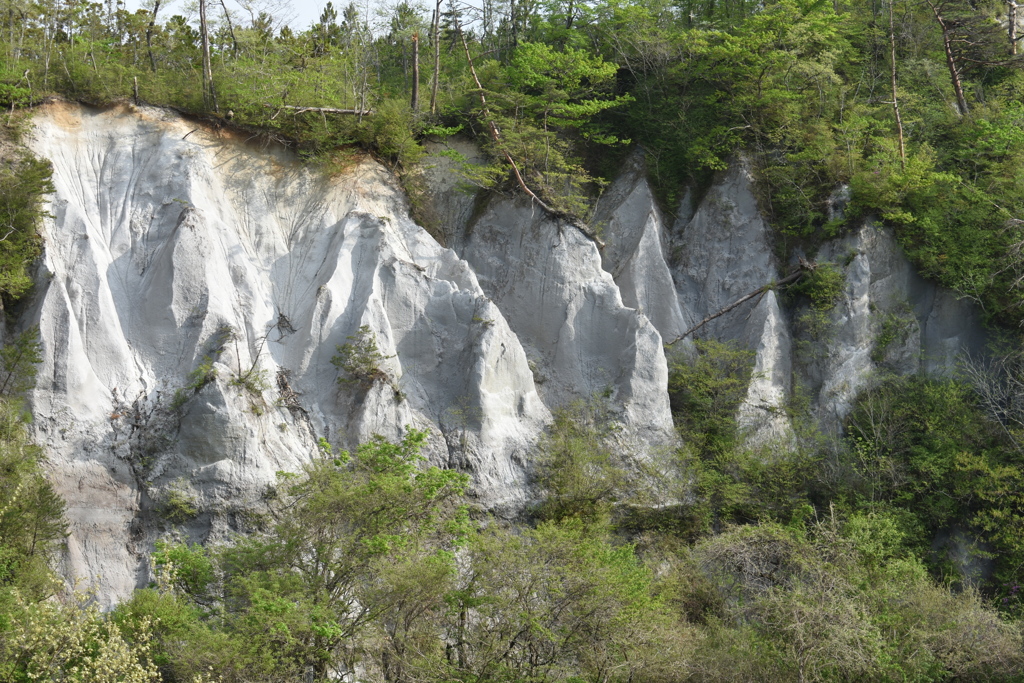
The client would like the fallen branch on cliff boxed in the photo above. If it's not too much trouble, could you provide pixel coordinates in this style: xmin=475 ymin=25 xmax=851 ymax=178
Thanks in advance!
xmin=263 ymin=104 xmax=374 ymax=116
xmin=665 ymin=259 xmax=816 ymax=345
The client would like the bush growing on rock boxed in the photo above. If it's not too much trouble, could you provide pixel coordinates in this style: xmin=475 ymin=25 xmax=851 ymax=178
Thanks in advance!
xmin=331 ymin=325 xmax=394 ymax=389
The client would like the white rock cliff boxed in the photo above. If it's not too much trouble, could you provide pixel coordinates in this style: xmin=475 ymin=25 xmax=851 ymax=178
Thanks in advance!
xmin=13 ymin=103 xmax=986 ymax=605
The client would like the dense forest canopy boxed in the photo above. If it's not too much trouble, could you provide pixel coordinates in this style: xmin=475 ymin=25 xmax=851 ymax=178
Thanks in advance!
xmin=2 ymin=0 xmax=1024 ymax=325
xmin=4 ymin=0 xmax=1024 ymax=681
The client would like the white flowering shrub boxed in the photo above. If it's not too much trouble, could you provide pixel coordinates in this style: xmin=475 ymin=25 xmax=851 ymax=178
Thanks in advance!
xmin=1 ymin=589 xmax=160 ymax=682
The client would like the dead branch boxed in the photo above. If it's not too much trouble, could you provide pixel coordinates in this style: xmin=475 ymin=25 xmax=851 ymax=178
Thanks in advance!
xmin=960 ymin=350 xmax=1024 ymax=455
xmin=264 ymin=104 xmax=375 ymax=116
xmin=665 ymin=261 xmax=814 ymax=345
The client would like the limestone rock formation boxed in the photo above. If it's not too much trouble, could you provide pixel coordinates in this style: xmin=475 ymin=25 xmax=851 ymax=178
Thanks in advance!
xmin=12 ymin=103 xmax=989 ymax=606
xmin=21 ymin=104 xmax=671 ymax=604
xmin=809 ymin=224 xmax=987 ymax=429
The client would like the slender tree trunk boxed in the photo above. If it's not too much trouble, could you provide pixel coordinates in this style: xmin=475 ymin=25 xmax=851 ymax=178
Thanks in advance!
xmin=411 ymin=32 xmax=420 ymax=110
xmin=457 ymin=599 xmax=468 ymax=669
xmin=146 ymin=0 xmax=160 ymax=72
xmin=1010 ymin=1 xmax=1019 ymax=56
xmin=218 ymin=0 xmax=238 ymax=58
xmin=199 ymin=0 xmax=217 ymax=111
xmin=888 ymin=0 xmax=906 ymax=168
xmin=430 ymin=0 xmax=441 ymax=114
xmin=925 ymin=0 xmax=968 ymax=115
xmin=510 ymin=0 xmax=519 ymax=48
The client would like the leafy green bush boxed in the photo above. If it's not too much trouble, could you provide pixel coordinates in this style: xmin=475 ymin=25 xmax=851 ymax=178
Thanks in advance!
xmin=159 ymin=481 xmax=199 ymax=524
xmin=871 ymin=303 xmax=916 ymax=364
xmin=229 ymin=366 xmax=268 ymax=398
xmin=668 ymin=340 xmax=817 ymax=532
xmin=0 ymin=327 xmax=41 ymax=398
xmin=331 ymin=324 xmax=394 ymax=389
xmin=152 ymin=541 xmax=216 ymax=598
xmin=472 ymin=41 xmax=633 ymax=216
xmin=1 ymin=588 xmax=161 ymax=682
xmin=832 ymin=374 xmax=1024 ymax=595
xmin=789 ymin=263 xmax=845 ymax=312
xmin=0 ymin=337 xmax=63 ymax=607
xmin=669 ymin=340 xmax=755 ymax=459
xmin=154 ymin=429 xmax=468 ymax=681
xmin=365 ymin=98 xmax=423 ymax=168
xmin=170 ymin=356 xmax=218 ymax=412
xmin=850 ymin=144 xmax=1024 ymax=326
xmin=678 ymin=515 xmax=1024 ymax=682
xmin=0 ymin=398 xmax=66 ymax=604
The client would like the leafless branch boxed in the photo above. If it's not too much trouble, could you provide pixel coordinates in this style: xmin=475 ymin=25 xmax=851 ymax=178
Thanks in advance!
xmin=665 ymin=262 xmax=814 ymax=345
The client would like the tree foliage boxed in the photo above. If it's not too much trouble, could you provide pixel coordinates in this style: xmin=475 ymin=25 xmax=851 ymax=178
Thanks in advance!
xmin=0 ymin=151 xmax=52 ymax=304
xmin=3 ymin=1 xmax=1024 ymax=679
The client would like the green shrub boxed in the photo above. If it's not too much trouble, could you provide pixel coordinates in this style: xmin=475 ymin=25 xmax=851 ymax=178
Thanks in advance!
xmin=152 ymin=541 xmax=215 ymax=597
xmin=366 ymin=98 xmax=423 ymax=168
xmin=159 ymin=482 xmax=199 ymax=524
xmin=870 ymin=303 xmax=915 ymax=364
xmin=0 ymin=327 xmax=41 ymax=397
xmin=790 ymin=262 xmax=845 ymax=312
xmin=681 ymin=515 xmax=1024 ymax=682
xmin=0 ymin=397 xmax=67 ymax=603
xmin=170 ymin=356 xmax=218 ymax=412
xmin=331 ymin=325 xmax=394 ymax=389
xmin=668 ymin=339 xmax=756 ymax=459
xmin=831 ymin=374 xmax=1024 ymax=595
xmin=229 ymin=367 xmax=268 ymax=398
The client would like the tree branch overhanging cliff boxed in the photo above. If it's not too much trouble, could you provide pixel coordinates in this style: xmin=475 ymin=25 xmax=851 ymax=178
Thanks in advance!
xmin=665 ymin=259 xmax=817 ymax=345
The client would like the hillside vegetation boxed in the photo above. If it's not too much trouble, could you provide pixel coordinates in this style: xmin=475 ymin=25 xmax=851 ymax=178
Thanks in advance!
xmin=3 ymin=0 xmax=1024 ymax=681
xmin=3 ymin=0 xmax=1023 ymax=323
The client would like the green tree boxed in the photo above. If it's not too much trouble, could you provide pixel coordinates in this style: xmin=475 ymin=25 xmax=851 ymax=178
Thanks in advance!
xmin=680 ymin=515 xmax=1024 ymax=682
xmin=0 ymin=396 xmax=66 ymax=607
xmin=471 ymin=40 xmax=633 ymax=216
xmin=0 ymin=152 xmax=52 ymax=303
xmin=532 ymin=398 xmax=628 ymax=525
xmin=157 ymin=429 xmax=469 ymax=681
xmin=441 ymin=521 xmax=687 ymax=682
xmin=1 ymin=589 xmax=161 ymax=683
xmin=0 ymin=326 xmax=64 ymax=611
xmin=836 ymin=374 xmax=1024 ymax=596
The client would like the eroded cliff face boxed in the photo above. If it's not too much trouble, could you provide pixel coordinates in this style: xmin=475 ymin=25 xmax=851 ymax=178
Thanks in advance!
xmin=25 ymin=104 xmax=552 ymax=604
xmin=17 ymin=103 xmax=986 ymax=605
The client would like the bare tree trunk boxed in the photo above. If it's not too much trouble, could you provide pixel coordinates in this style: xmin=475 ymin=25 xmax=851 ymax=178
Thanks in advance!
xmin=430 ymin=0 xmax=441 ymax=114
xmin=263 ymin=104 xmax=374 ymax=115
xmin=664 ymin=265 xmax=811 ymax=345
xmin=199 ymin=0 xmax=217 ymax=111
xmin=218 ymin=0 xmax=238 ymax=58
xmin=510 ymin=0 xmax=519 ymax=48
xmin=925 ymin=0 xmax=968 ymax=115
xmin=889 ymin=0 xmax=906 ymax=168
xmin=411 ymin=32 xmax=420 ymax=110
xmin=1010 ymin=1 xmax=1019 ymax=56
xmin=146 ymin=0 xmax=160 ymax=72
